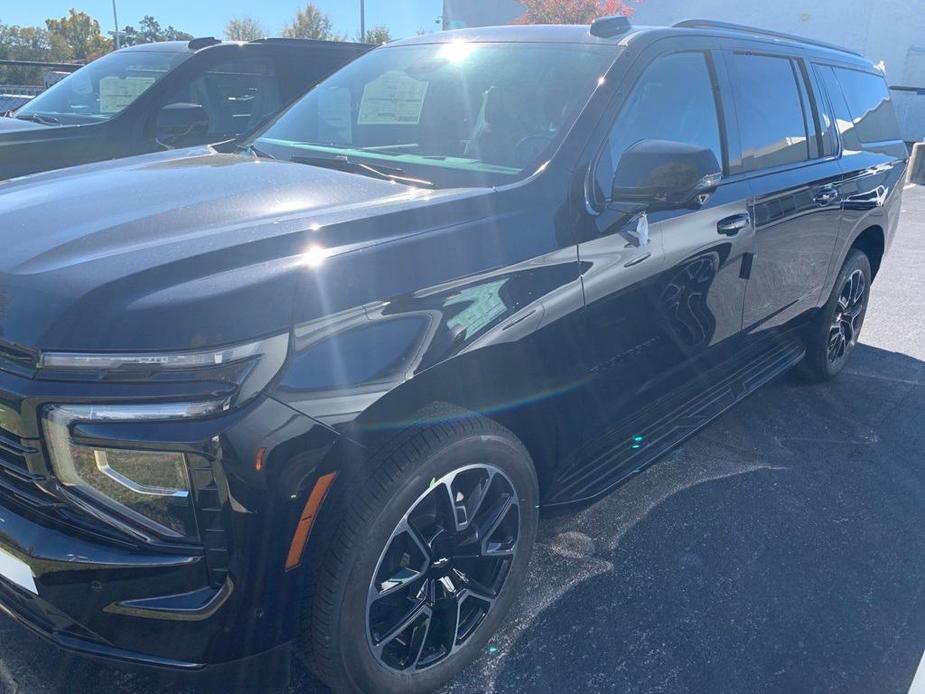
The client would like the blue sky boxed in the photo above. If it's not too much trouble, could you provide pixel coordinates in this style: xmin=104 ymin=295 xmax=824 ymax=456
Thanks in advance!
xmin=1 ymin=1 xmax=445 ymax=41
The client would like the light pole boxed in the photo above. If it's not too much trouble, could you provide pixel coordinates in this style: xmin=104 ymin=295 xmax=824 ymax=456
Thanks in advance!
xmin=360 ymin=0 xmax=366 ymax=42
xmin=111 ymin=0 xmax=121 ymax=50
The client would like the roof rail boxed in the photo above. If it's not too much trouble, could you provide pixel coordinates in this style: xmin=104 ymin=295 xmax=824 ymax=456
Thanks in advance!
xmin=672 ymin=19 xmax=862 ymax=57
xmin=590 ymin=15 xmax=632 ymax=38
xmin=187 ymin=37 xmax=221 ymax=51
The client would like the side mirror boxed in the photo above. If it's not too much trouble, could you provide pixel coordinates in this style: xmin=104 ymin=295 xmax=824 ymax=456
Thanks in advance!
xmin=155 ymin=102 xmax=210 ymax=148
xmin=611 ymin=139 xmax=722 ymax=211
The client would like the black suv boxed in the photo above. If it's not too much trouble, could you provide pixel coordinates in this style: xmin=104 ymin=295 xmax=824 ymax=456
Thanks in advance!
xmin=0 ymin=18 xmax=906 ymax=694
xmin=0 ymin=37 xmax=370 ymax=180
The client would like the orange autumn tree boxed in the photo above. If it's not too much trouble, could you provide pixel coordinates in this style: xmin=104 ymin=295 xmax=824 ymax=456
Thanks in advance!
xmin=515 ymin=0 xmax=641 ymax=24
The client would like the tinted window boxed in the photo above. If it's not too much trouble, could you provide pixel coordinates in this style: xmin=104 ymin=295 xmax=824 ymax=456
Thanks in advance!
xmin=595 ymin=51 xmax=722 ymax=199
xmin=168 ymin=57 xmax=282 ymax=138
xmin=809 ymin=67 xmax=838 ymax=157
xmin=832 ymin=67 xmax=901 ymax=143
xmin=731 ymin=54 xmax=810 ymax=171
xmin=814 ymin=64 xmax=858 ymax=150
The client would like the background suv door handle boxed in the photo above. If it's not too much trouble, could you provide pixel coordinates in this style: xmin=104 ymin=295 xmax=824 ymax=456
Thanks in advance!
xmin=717 ymin=213 xmax=751 ymax=236
xmin=813 ymin=187 xmax=840 ymax=206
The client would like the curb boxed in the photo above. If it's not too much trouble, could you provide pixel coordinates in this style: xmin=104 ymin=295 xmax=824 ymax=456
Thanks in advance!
xmin=908 ymin=142 xmax=925 ymax=185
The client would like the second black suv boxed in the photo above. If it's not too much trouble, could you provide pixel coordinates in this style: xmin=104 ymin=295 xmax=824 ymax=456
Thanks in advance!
xmin=0 ymin=37 xmax=370 ymax=180
xmin=0 ymin=17 xmax=907 ymax=694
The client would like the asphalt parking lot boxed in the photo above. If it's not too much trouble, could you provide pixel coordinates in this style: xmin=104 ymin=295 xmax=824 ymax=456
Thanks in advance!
xmin=1 ymin=185 xmax=924 ymax=694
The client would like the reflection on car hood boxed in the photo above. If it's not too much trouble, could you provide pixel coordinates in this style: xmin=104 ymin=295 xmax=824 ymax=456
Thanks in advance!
xmin=0 ymin=147 xmax=479 ymax=352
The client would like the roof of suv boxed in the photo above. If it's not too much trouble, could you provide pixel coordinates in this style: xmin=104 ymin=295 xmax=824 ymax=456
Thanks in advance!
xmin=391 ymin=20 xmax=872 ymax=68
xmin=394 ymin=24 xmax=624 ymax=46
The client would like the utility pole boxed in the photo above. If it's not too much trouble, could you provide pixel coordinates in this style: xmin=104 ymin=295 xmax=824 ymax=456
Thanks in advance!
xmin=111 ymin=0 xmax=121 ymax=50
xmin=360 ymin=0 xmax=366 ymax=42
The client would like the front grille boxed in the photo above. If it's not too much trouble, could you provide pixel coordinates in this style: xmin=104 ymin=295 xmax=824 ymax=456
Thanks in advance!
xmin=0 ymin=341 xmax=37 ymax=377
xmin=0 ymin=427 xmax=36 ymax=476
xmin=0 ymin=426 xmax=57 ymax=508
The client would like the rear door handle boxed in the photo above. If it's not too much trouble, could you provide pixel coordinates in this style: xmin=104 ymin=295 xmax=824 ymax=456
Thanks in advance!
xmin=717 ymin=213 xmax=751 ymax=237
xmin=813 ymin=187 xmax=840 ymax=206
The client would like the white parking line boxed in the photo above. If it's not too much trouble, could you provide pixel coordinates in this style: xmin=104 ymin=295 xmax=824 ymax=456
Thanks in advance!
xmin=909 ymin=649 xmax=925 ymax=694
xmin=906 ymin=183 xmax=917 ymax=189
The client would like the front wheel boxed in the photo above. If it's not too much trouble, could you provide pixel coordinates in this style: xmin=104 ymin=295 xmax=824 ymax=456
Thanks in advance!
xmin=801 ymin=249 xmax=872 ymax=382
xmin=306 ymin=406 xmax=539 ymax=694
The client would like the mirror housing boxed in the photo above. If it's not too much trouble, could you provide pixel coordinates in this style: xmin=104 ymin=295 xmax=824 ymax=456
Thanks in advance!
xmin=155 ymin=102 xmax=209 ymax=147
xmin=611 ymin=139 xmax=722 ymax=211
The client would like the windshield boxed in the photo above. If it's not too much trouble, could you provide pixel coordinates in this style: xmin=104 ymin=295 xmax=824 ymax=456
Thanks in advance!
xmin=17 ymin=50 xmax=189 ymax=125
xmin=255 ymin=41 xmax=615 ymax=187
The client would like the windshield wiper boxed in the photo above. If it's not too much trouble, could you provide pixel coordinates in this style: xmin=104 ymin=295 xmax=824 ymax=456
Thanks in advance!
xmin=290 ymin=154 xmax=435 ymax=189
xmin=237 ymin=142 xmax=276 ymax=160
xmin=15 ymin=112 xmax=60 ymax=125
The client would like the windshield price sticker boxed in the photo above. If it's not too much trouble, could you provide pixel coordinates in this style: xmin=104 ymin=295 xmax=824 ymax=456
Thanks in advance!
xmin=358 ymin=71 xmax=429 ymax=125
xmin=99 ymin=76 xmax=156 ymax=114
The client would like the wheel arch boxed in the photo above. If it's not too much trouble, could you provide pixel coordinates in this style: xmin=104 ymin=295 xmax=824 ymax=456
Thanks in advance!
xmin=339 ymin=351 xmax=563 ymax=505
xmin=850 ymin=224 xmax=885 ymax=280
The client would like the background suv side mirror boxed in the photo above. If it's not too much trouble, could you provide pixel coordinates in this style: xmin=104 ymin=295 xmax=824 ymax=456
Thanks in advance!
xmin=611 ymin=139 xmax=722 ymax=211
xmin=155 ymin=102 xmax=210 ymax=148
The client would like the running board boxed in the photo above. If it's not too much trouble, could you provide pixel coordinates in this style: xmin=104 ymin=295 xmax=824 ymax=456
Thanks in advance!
xmin=546 ymin=334 xmax=806 ymax=506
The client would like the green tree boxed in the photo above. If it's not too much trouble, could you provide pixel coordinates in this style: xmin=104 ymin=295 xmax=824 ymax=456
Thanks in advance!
xmin=45 ymin=9 xmax=110 ymax=60
xmin=121 ymin=15 xmax=194 ymax=46
xmin=282 ymin=3 xmax=343 ymax=40
xmin=357 ymin=25 xmax=392 ymax=45
xmin=0 ymin=22 xmax=71 ymax=84
xmin=225 ymin=17 xmax=265 ymax=42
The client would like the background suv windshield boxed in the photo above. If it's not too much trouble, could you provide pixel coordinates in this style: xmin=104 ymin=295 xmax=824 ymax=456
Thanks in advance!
xmin=257 ymin=41 xmax=615 ymax=186
xmin=18 ymin=50 xmax=188 ymax=124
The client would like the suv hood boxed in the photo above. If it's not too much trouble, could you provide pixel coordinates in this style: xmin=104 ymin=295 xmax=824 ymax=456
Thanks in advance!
xmin=0 ymin=147 xmax=477 ymax=352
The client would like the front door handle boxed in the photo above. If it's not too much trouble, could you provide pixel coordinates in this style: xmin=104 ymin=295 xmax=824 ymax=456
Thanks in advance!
xmin=813 ymin=187 xmax=840 ymax=206
xmin=717 ymin=213 xmax=751 ymax=237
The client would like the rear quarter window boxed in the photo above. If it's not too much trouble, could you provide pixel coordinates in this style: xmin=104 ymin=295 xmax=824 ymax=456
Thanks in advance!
xmin=831 ymin=66 xmax=901 ymax=143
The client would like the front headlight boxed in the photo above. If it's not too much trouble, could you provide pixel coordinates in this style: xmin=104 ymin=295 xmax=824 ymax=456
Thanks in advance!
xmin=43 ymin=403 xmax=212 ymax=540
xmin=38 ymin=334 xmax=290 ymax=540
xmin=38 ymin=333 xmax=290 ymax=406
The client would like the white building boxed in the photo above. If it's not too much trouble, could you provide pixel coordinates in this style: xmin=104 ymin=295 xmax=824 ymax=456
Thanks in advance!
xmin=441 ymin=0 xmax=925 ymax=142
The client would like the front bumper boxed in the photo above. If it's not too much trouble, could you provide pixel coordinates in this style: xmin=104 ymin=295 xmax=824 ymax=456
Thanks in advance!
xmin=0 ymin=487 xmax=223 ymax=667
xmin=0 ymin=361 xmax=343 ymax=684
xmin=0 ymin=575 xmax=291 ymax=690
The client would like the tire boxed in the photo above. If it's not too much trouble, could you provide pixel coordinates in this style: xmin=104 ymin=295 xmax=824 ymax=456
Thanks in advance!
xmin=801 ymin=249 xmax=872 ymax=382
xmin=306 ymin=404 xmax=539 ymax=694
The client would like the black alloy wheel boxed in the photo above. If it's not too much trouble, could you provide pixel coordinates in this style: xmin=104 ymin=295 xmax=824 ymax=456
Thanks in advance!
xmin=827 ymin=268 xmax=867 ymax=368
xmin=307 ymin=406 xmax=538 ymax=694
xmin=367 ymin=464 xmax=520 ymax=672
xmin=801 ymin=249 xmax=871 ymax=382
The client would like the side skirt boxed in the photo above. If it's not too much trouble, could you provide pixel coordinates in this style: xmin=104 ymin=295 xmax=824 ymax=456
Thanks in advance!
xmin=544 ymin=333 xmax=806 ymax=508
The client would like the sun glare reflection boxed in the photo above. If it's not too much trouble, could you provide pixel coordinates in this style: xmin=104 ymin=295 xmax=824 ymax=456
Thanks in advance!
xmin=439 ymin=41 xmax=477 ymax=64
xmin=302 ymin=244 xmax=328 ymax=268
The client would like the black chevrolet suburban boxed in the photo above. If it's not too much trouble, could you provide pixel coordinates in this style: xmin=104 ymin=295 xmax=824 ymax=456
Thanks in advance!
xmin=0 ymin=37 xmax=370 ymax=180
xmin=0 ymin=17 xmax=907 ymax=694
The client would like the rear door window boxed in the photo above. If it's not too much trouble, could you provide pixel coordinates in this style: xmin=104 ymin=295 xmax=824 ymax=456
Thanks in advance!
xmin=730 ymin=53 xmax=811 ymax=172
xmin=830 ymin=67 xmax=901 ymax=143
